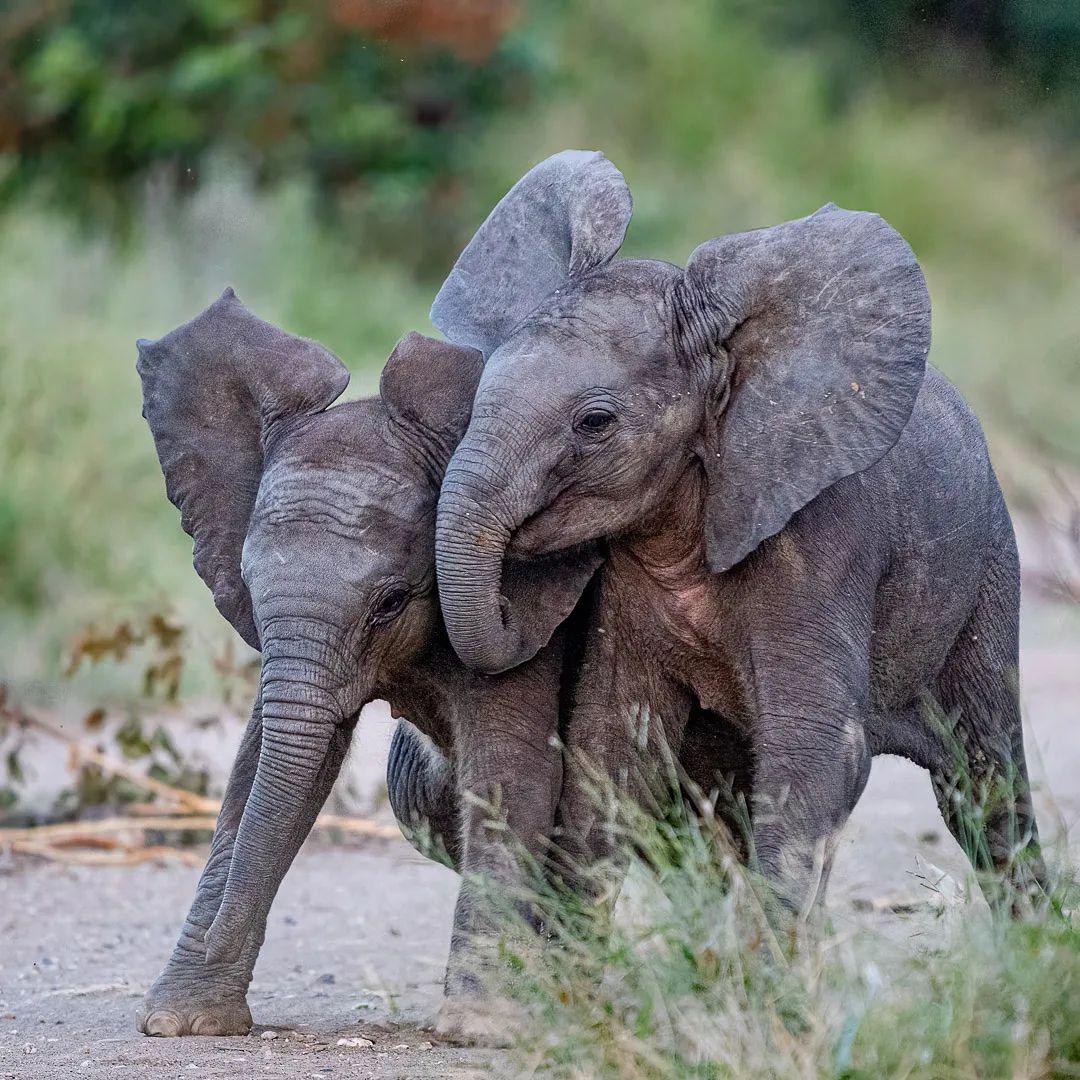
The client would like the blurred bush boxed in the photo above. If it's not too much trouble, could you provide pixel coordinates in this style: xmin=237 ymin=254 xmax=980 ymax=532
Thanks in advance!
xmin=0 ymin=0 xmax=533 ymax=250
xmin=4 ymin=0 xmax=1078 ymax=242
xmin=771 ymin=0 xmax=1080 ymax=125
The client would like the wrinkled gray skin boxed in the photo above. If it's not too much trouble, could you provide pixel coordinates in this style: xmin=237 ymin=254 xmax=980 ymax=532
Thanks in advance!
xmin=134 ymin=295 xmax=602 ymax=1041
xmin=433 ymin=150 xmax=1048 ymax=916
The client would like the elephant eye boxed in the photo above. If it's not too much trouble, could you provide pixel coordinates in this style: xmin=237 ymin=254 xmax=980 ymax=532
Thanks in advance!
xmin=577 ymin=409 xmax=616 ymax=434
xmin=372 ymin=585 xmax=410 ymax=623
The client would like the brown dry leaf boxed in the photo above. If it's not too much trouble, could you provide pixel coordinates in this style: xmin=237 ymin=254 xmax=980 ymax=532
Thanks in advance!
xmin=83 ymin=707 xmax=106 ymax=730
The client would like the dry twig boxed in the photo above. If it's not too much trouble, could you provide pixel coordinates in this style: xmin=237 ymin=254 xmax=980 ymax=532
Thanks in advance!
xmin=1 ymin=713 xmax=400 ymax=866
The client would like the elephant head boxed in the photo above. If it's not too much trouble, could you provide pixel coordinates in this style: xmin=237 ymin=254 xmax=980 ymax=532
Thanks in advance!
xmin=433 ymin=150 xmax=932 ymax=674
xmin=137 ymin=292 xmax=489 ymax=965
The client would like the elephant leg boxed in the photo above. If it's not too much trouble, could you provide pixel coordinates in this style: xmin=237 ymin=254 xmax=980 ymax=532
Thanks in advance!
xmin=138 ymin=699 xmax=355 ymax=1036
xmin=929 ymin=534 xmax=1048 ymax=912
xmin=745 ymin=628 xmax=874 ymax=921
xmin=555 ymin=627 xmax=692 ymax=912
xmin=750 ymin=719 xmax=871 ymax=921
xmin=387 ymin=720 xmax=460 ymax=869
xmin=437 ymin=638 xmax=566 ymax=1043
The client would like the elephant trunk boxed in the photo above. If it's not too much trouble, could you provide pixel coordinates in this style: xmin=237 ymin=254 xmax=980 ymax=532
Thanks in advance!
xmin=436 ymin=449 xmax=531 ymax=675
xmin=386 ymin=721 xmax=461 ymax=869
xmin=203 ymin=654 xmax=340 ymax=966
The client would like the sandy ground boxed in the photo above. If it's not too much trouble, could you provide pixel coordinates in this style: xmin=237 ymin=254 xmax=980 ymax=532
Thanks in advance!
xmin=2 ymin=585 xmax=1077 ymax=1078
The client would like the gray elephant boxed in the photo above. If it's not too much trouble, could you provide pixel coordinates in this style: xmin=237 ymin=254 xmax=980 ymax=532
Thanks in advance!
xmin=133 ymin=292 xmax=603 ymax=1039
xmin=430 ymin=150 xmax=1048 ymax=917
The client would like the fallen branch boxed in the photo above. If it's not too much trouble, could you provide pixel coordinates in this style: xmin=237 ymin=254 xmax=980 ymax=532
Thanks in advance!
xmin=308 ymin=814 xmax=401 ymax=840
xmin=3 ymin=709 xmax=402 ymax=868
xmin=1022 ymin=567 xmax=1080 ymax=605
xmin=67 ymin=743 xmax=219 ymax=812
xmin=0 ymin=815 xmax=220 ymax=843
xmin=0 ymin=812 xmax=400 ymax=846
xmin=9 ymin=839 xmax=204 ymax=867
xmin=16 ymin=711 xmax=219 ymax=813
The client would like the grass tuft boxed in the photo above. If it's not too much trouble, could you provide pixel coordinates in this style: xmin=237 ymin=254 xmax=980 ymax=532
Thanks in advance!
xmin=478 ymin=782 xmax=1078 ymax=1079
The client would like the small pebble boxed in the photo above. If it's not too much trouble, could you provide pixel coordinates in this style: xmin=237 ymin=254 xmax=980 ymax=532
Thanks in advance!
xmin=417 ymin=1040 xmax=433 ymax=1050
xmin=336 ymin=1036 xmax=374 ymax=1048
xmin=391 ymin=1043 xmax=409 ymax=1051
xmin=22 ymin=1043 xmax=36 ymax=1054
xmin=260 ymin=1029 xmax=278 ymax=1040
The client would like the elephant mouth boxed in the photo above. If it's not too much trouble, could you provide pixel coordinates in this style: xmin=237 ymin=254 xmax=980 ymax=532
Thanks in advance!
xmin=509 ymin=490 xmax=604 ymax=557
xmin=507 ymin=516 xmax=551 ymax=556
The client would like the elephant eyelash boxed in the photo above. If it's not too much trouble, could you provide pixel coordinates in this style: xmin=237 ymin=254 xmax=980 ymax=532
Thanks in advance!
xmin=574 ymin=407 xmax=618 ymax=436
xmin=370 ymin=584 xmax=411 ymax=623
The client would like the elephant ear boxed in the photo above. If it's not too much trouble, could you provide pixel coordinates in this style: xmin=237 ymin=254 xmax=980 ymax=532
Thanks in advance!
xmin=137 ymin=289 xmax=350 ymax=648
xmin=683 ymin=204 xmax=931 ymax=573
xmin=430 ymin=150 xmax=633 ymax=356
xmin=379 ymin=331 xmax=484 ymax=469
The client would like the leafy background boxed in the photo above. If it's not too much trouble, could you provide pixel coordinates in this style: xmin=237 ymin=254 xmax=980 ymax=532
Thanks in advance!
xmin=1 ymin=0 xmax=1078 ymax=698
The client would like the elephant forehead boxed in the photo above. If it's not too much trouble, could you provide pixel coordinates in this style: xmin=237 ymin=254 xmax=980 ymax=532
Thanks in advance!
xmin=488 ymin=261 xmax=681 ymax=375
xmin=254 ymin=457 xmax=431 ymax=531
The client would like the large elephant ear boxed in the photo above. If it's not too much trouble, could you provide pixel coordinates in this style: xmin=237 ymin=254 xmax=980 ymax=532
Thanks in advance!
xmin=683 ymin=204 xmax=931 ymax=573
xmin=430 ymin=150 xmax=633 ymax=356
xmin=137 ymin=289 xmax=350 ymax=648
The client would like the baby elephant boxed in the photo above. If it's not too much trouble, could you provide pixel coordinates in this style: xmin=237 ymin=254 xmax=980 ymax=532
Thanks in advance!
xmin=431 ymin=150 xmax=1048 ymax=917
xmin=134 ymin=292 xmax=601 ymax=1040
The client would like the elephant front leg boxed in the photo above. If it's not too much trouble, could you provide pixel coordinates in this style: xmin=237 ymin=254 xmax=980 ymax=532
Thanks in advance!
xmin=747 ymin=644 xmax=873 ymax=921
xmin=137 ymin=700 xmax=354 ymax=1036
xmin=437 ymin=649 xmax=565 ymax=1043
xmin=137 ymin=701 xmax=264 ymax=1036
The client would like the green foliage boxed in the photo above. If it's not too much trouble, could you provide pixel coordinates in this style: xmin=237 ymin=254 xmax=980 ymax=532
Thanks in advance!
xmin=757 ymin=0 xmax=1080 ymax=128
xmin=0 ymin=0 xmax=537 ymax=244
xmin=0 ymin=176 xmax=437 ymax=688
xmin=482 ymin=0 xmax=1080 ymax=461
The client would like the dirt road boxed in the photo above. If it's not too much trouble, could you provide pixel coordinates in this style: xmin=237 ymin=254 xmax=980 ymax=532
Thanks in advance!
xmin=2 ymin=588 xmax=1077 ymax=1079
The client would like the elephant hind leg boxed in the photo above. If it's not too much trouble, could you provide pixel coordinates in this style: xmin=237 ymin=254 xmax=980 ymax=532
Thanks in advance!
xmin=387 ymin=720 xmax=461 ymax=869
xmin=929 ymin=534 xmax=1048 ymax=912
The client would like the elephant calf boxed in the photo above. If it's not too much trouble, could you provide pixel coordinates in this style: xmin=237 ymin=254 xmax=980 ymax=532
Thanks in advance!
xmin=134 ymin=292 xmax=602 ymax=1040
xmin=430 ymin=150 xmax=1048 ymax=918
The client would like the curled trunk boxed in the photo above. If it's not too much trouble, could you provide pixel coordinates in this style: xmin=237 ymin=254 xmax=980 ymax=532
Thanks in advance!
xmin=386 ymin=721 xmax=461 ymax=868
xmin=436 ymin=458 xmax=527 ymax=675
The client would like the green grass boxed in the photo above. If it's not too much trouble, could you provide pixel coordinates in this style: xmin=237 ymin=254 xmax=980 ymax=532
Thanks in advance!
xmin=483 ymin=787 xmax=1079 ymax=1080
xmin=1 ymin=0 xmax=1078 ymax=694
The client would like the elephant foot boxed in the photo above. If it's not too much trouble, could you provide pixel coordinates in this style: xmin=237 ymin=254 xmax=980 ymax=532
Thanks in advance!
xmin=435 ymin=996 xmax=524 ymax=1047
xmin=136 ymin=991 xmax=252 ymax=1037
